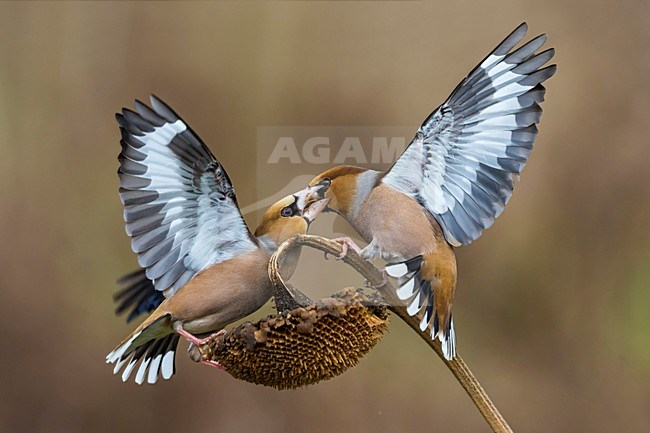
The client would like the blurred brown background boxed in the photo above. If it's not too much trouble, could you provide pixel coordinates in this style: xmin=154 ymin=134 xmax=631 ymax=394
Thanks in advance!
xmin=0 ymin=2 xmax=648 ymax=432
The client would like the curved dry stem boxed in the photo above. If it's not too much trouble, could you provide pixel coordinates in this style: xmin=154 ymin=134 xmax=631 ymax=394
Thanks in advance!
xmin=270 ymin=234 xmax=513 ymax=433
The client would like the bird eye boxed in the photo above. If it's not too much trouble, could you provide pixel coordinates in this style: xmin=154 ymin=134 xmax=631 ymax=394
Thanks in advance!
xmin=281 ymin=206 xmax=294 ymax=217
xmin=319 ymin=178 xmax=331 ymax=188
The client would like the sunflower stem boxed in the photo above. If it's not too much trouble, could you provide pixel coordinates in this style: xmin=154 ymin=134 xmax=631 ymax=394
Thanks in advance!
xmin=271 ymin=234 xmax=513 ymax=433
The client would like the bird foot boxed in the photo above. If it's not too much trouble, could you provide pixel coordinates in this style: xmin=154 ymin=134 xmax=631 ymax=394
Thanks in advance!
xmin=177 ymin=328 xmax=227 ymax=347
xmin=181 ymin=328 xmax=228 ymax=369
xmin=365 ymin=270 xmax=389 ymax=289
xmin=324 ymin=237 xmax=363 ymax=260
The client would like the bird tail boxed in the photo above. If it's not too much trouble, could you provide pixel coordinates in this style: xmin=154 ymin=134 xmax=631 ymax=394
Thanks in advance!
xmin=106 ymin=313 xmax=179 ymax=384
xmin=385 ymin=255 xmax=456 ymax=360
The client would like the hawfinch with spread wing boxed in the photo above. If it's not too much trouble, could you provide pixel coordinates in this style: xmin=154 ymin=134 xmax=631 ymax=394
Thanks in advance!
xmin=106 ymin=96 xmax=328 ymax=384
xmin=308 ymin=23 xmax=556 ymax=359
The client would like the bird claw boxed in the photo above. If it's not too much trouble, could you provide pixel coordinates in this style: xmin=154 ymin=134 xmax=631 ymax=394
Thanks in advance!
xmin=332 ymin=237 xmax=363 ymax=259
xmin=364 ymin=270 xmax=389 ymax=289
xmin=180 ymin=328 xmax=229 ymax=369
xmin=178 ymin=328 xmax=226 ymax=347
xmin=200 ymin=359 xmax=224 ymax=370
xmin=211 ymin=329 xmax=228 ymax=339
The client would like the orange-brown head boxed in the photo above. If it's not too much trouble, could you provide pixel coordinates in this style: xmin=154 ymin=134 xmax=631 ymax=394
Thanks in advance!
xmin=254 ymin=187 xmax=330 ymax=247
xmin=308 ymin=165 xmax=376 ymax=218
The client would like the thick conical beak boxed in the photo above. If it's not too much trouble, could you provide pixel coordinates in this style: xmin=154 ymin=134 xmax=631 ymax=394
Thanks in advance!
xmin=302 ymin=197 xmax=330 ymax=222
xmin=306 ymin=183 xmax=327 ymax=202
xmin=294 ymin=184 xmax=324 ymax=209
xmin=292 ymin=185 xmax=330 ymax=222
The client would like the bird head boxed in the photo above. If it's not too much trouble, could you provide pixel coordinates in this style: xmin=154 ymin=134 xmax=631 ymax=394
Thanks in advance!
xmin=254 ymin=186 xmax=330 ymax=247
xmin=307 ymin=165 xmax=369 ymax=218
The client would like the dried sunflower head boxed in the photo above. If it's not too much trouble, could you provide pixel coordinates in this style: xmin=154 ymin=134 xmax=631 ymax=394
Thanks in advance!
xmin=189 ymin=288 xmax=388 ymax=390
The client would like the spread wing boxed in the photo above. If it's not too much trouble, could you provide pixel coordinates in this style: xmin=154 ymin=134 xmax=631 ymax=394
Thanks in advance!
xmin=117 ymin=95 xmax=257 ymax=297
xmin=382 ymin=23 xmax=556 ymax=246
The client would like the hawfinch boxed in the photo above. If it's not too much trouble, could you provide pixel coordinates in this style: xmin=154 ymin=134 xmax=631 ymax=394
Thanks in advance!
xmin=106 ymin=96 xmax=329 ymax=384
xmin=308 ymin=23 xmax=556 ymax=359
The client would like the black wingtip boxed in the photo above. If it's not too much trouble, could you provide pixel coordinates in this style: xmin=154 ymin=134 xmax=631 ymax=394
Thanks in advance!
xmin=149 ymin=94 xmax=179 ymax=123
xmin=493 ymin=22 xmax=530 ymax=57
xmin=519 ymin=64 xmax=557 ymax=86
xmin=540 ymin=64 xmax=558 ymax=80
xmin=149 ymin=94 xmax=169 ymax=111
xmin=529 ymin=33 xmax=547 ymax=48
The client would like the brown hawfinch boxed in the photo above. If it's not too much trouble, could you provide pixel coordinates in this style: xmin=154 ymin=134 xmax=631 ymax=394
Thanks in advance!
xmin=106 ymin=96 xmax=329 ymax=384
xmin=308 ymin=23 xmax=556 ymax=359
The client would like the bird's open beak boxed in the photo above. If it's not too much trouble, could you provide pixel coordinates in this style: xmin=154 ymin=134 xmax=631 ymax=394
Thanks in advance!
xmin=302 ymin=197 xmax=330 ymax=223
xmin=307 ymin=183 xmax=327 ymax=201
xmin=303 ymin=183 xmax=332 ymax=213
xmin=293 ymin=186 xmax=330 ymax=223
